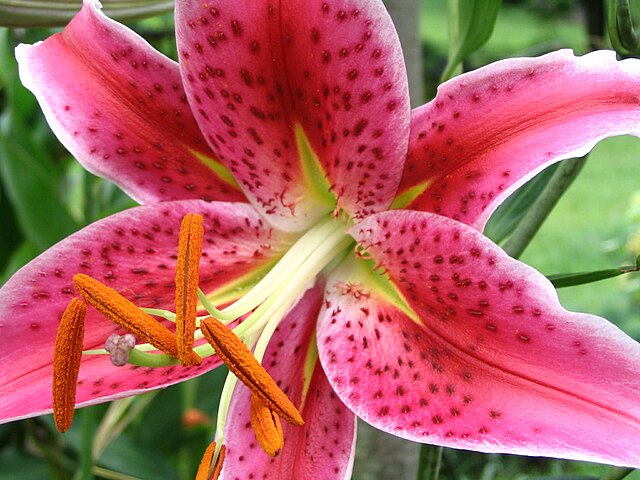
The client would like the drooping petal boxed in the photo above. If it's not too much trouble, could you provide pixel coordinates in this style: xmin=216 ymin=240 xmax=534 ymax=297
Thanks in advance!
xmin=317 ymin=210 xmax=640 ymax=467
xmin=175 ymin=0 xmax=410 ymax=231
xmin=0 ymin=200 xmax=292 ymax=423
xmin=16 ymin=0 xmax=245 ymax=205
xmin=221 ymin=282 xmax=356 ymax=479
xmin=397 ymin=50 xmax=640 ymax=230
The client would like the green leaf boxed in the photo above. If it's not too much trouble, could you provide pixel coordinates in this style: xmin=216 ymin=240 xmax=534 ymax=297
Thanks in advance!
xmin=0 ymin=0 xmax=173 ymax=27
xmin=0 ymin=241 xmax=39 ymax=284
xmin=0 ymin=449 xmax=52 ymax=480
xmin=608 ymin=0 xmax=640 ymax=55
xmin=98 ymin=434 xmax=179 ymax=480
xmin=547 ymin=255 xmax=640 ymax=289
xmin=0 ymin=135 xmax=80 ymax=251
xmin=484 ymin=164 xmax=558 ymax=243
xmin=441 ymin=0 xmax=501 ymax=82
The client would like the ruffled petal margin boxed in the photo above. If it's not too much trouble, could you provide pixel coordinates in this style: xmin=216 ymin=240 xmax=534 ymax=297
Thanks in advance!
xmin=398 ymin=50 xmax=640 ymax=230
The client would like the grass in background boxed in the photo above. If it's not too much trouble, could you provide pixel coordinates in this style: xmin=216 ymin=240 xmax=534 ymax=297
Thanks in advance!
xmin=521 ymin=136 xmax=640 ymax=337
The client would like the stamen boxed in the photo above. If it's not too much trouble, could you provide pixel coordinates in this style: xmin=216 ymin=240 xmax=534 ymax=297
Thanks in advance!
xmin=195 ymin=441 xmax=226 ymax=480
xmin=53 ymin=298 xmax=86 ymax=433
xmin=250 ymin=395 xmax=284 ymax=457
xmin=200 ymin=316 xmax=304 ymax=426
xmin=73 ymin=274 xmax=200 ymax=365
xmin=212 ymin=444 xmax=226 ymax=479
xmin=175 ymin=213 xmax=204 ymax=366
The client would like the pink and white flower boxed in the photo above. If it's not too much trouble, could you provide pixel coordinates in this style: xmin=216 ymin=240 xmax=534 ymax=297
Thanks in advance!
xmin=2 ymin=0 xmax=640 ymax=477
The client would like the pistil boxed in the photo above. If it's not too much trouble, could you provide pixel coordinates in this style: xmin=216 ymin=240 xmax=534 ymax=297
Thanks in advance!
xmin=52 ymin=298 xmax=86 ymax=433
xmin=175 ymin=213 xmax=204 ymax=365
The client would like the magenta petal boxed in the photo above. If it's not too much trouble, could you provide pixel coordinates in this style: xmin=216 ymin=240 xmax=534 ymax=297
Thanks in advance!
xmin=317 ymin=210 xmax=640 ymax=467
xmin=0 ymin=200 xmax=292 ymax=423
xmin=399 ymin=50 xmax=640 ymax=229
xmin=175 ymin=0 xmax=410 ymax=231
xmin=16 ymin=0 xmax=245 ymax=205
xmin=221 ymin=282 xmax=356 ymax=479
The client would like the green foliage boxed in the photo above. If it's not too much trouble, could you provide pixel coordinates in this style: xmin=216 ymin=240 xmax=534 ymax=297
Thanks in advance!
xmin=440 ymin=0 xmax=501 ymax=81
xmin=608 ymin=0 xmax=640 ymax=55
xmin=547 ymin=255 xmax=639 ymax=288
xmin=0 ymin=2 xmax=638 ymax=480
xmin=484 ymin=164 xmax=559 ymax=244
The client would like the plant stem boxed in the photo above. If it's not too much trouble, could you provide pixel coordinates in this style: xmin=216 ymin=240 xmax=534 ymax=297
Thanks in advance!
xmin=417 ymin=445 xmax=443 ymax=480
xmin=502 ymin=156 xmax=587 ymax=258
xmin=79 ymin=407 xmax=95 ymax=480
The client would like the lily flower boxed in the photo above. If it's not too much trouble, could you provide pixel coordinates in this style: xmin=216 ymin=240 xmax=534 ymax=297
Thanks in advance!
xmin=2 ymin=0 xmax=640 ymax=477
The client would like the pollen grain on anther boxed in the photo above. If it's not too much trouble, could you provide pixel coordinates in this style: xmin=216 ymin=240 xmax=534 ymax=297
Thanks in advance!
xmin=250 ymin=394 xmax=284 ymax=457
xmin=53 ymin=297 xmax=86 ymax=433
xmin=196 ymin=441 xmax=225 ymax=480
xmin=73 ymin=273 xmax=199 ymax=364
xmin=175 ymin=213 xmax=204 ymax=366
xmin=200 ymin=316 xmax=304 ymax=426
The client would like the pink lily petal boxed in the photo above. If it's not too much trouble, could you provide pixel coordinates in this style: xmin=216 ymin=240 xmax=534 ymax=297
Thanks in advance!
xmin=175 ymin=0 xmax=410 ymax=231
xmin=221 ymin=281 xmax=356 ymax=479
xmin=16 ymin=0 xmax=245 ymax=205
xmin=0 ymin=200 xmax=292 ymax=423
xmin=397 ymin=50 xmax=640 ymax=230
xmin=317 ymin=210 xmax=640 ymax=467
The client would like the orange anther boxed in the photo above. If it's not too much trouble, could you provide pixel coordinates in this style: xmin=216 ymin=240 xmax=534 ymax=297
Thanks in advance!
xmin=196 ymin=441 xmax=226 ymax=480
xmin=250 ymin=394 xmax=284 ymax=457
xmin=52 ymin=298 xmax=86 ymax=433
xmin=73 ymin=274 xmax=199 ymax=364
xmin=211 ymin=444 xmax=226 ymax=479
xmin=175 ymin=213 xmax=204 ymax=366
xmin=200 ymin=316 xmax=304 ymax=426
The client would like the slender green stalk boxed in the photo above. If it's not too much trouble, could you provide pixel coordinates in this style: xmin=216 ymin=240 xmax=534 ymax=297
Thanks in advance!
xmin=417 ymin=445 xmax=443 ymax=480
xmin=502 ymin=156 xmax=587 ymax=258
xmin=181 ymin=377 xmax=199 ymax=411
xmin=79 ymin=407 xmax=95 ymax=480
xmin=440 ymin=0 xmax=463 ymax=82
xmin=92 ymin=393 xmax=157 ymax=459
xmin=91 ymin=466 xmax=143 ymax=480
xmin=548 ymin=255 xmax=640 ymax=288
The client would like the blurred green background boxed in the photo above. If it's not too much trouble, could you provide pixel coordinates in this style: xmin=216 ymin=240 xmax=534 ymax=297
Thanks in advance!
xmin=0 ymin=0 xmax=638 ymax=479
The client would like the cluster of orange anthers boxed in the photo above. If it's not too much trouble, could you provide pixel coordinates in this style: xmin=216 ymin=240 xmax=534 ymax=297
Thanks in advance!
xmin=52 ymin=213 xmax=304 ymax=477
